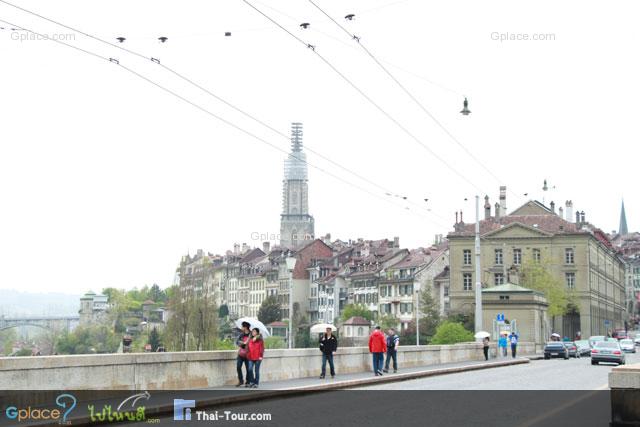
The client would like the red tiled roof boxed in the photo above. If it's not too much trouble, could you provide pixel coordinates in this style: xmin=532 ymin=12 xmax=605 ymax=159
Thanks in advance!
xmin=343 ymin=316 xmax=371 ymax=326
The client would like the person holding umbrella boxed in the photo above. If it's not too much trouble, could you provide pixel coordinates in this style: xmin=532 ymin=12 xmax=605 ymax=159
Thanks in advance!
xmin=235 ymin=321 xmax=251 ymax=387
xmin=319 ymin=326 xmax=337 ymax=379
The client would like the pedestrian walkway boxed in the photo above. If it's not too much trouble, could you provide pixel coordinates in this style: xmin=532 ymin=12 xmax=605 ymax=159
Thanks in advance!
xmin=214 ymin=357 xmax=529 ymax=391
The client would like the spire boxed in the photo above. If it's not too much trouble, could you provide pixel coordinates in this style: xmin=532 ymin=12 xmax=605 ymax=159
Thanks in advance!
xmin=619 ymin=199 xmax=628 ymax=235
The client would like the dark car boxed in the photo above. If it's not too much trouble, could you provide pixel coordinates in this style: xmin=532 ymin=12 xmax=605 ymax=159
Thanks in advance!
xmin=544 ymin=341 xmax=569 ymax=359
xmin=564 ymin=341 xmax=580 ymax=358
xmin=591 ymin=341 xmax=626 ymax=365
xmin=575 ymin=340 xmax=592 ymax=356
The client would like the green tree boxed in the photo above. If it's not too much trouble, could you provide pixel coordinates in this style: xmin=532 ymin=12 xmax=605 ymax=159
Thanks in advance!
xmin=218 ymin=304 xmax=229 ymax=319
xmin=447 ymin=311 xmax=474 ymax=333
xmin=0 ymin=328 xmax=17 ymax=355
xmin=258 ymin=296 xmax=282 ymax=325
xmin=264 ymin=336 xmax=286 ymax=349
xmin=148 ymin=326 xmax=161 ymax=351
xmin=164 ymin=286 xmax=190 ymax=351
xmin=419 ymin=285 xmax=441 ymax=337
xmin=340 ymin=304 xmax=373 ymax=322
xmin=378 ymin=314 xmax=400 ymax=331
xmin=55 ymin=324 xmax=119 ymax=354
xmin=430 ymin=321 xmax=474 ymax=345
xmin=520 ymin=259 xmax=569 ymax=318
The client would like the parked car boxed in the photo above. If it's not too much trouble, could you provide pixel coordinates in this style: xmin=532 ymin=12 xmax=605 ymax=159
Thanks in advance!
xmin=613 ymin=329 xmax=628 ymax=340
xmin=591 ymin=341 xmax=626 ymax=365
xmin=588 ymin=336 xmax=606 ymax=348
xmin=634 ymin=335 xmax=640 ymax=346
xmin=575 ymin=340 xmax=592 ymax=356
xmin=544 ymin=341 xmax=569 ymax=359
xmin=619 ymin=339 xmax=636 ymax=353
xmin=563 ymin=341 xmax=580 ymax=358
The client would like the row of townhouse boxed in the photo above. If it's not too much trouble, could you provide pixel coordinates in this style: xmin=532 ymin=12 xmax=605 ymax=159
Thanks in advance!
xmin=177 ymin=237 xmax=451 ymax=333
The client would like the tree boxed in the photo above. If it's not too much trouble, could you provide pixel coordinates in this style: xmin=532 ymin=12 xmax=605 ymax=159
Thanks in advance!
xmin=520 ymin=259 xmax=569 ymax=318
xmin=148 ymin=326 xmax=161 ymax=351
xmin=264 ymin=336 xmax=286 ymax=349
xmin=430 ymin=321 xmax=474 ymax=345
xmin=55 ymin=324 xmax=119 ymax=354
xmin=164 ymin=286 xmax=190 ymax=351
xmin=258 ymin=296 xmax=282 ymax=325
xmin=447 ymin=311 xmax=474 ymax=333
xmin=0 ymin=328 xmax=17 ymax=355
xmin=340 ymin=304 xmax=372 ymax=322
xmin=419 ymin=285 xmax=441 ymax=337
xmin=218 ymin=304 xmax=229 ymax=319
xmin=378 ymin=314 xmax=400 ymax=331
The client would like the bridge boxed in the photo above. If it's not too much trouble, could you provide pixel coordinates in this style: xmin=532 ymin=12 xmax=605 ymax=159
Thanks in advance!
xmin=0 ymin=315 xmax=79 ymax=332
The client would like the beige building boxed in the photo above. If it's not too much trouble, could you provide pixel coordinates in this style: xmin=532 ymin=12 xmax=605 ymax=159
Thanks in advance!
xmin=448 ymin=197 xmax=625 ymax=338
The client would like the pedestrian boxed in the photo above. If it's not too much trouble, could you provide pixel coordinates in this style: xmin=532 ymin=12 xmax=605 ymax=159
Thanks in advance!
xmin=319 ymin=327 xmax=338 ymax=379
xmin=235 ymin=321 xmax=251 ymax=387
xmin=247 ymin=327 xmax=264 ymax=388
xmin=482 ymin=336 xmax=490 ymax=361
xmin=509 ymin=332 xmax=519 ymax=358
xmin=498 ymin=334 xmax=508 ymax=357
xmin=383 ymin=328 xmax=399 ymax=373
xmin=369 ymin=325 xmax=387 ymax=376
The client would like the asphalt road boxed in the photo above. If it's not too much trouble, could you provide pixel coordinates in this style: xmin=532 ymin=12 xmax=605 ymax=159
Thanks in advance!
xmin=357 ymin=351 xmax=640 ymax=390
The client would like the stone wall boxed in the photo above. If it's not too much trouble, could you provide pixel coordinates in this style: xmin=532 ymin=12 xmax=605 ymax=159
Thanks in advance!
xmin=0 ymin=342 xmax=536 ymax=390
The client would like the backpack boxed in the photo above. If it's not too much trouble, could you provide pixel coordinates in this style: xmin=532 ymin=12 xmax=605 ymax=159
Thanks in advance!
xmin=386 ymin=334 xmax=397 ymax=350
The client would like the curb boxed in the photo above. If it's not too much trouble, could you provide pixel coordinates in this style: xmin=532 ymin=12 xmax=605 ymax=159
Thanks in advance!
xmin=63 ymin=358 xmax=528 ymax=426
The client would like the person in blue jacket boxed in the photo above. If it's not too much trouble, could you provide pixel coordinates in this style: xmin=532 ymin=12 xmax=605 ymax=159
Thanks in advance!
xmin=498 ymin=334 xmax=508 ymax=357
xmin=509 ymin=332 xmax=519 ymax=358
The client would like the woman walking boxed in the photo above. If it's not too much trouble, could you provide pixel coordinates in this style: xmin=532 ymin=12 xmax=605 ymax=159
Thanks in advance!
xmin=482 ymin=336 xmax=490 ymax=361
xmin=247 ymin=327 xmax=265 ymax=388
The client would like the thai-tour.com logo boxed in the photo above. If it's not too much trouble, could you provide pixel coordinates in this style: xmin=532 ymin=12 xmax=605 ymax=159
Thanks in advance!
xmin=5 ymin=393 xmax=77 ymax=424
xmin=174 ymin=399 xmax=196 ymax=421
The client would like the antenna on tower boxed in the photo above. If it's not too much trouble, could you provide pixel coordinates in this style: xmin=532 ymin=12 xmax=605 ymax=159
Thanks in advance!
xmin=291 ymin=122 xmax=303 ymax=152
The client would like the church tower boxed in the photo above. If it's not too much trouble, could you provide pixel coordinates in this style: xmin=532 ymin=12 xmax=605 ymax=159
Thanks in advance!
xmin=619 ymin=199 xmax=628 ymax=236
xmin=280 ymin=123 xmax=314 ymax=249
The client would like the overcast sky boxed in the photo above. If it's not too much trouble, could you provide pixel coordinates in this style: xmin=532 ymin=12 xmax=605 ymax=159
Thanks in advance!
xmin=1 ymin=0 xmax=638 ymax=295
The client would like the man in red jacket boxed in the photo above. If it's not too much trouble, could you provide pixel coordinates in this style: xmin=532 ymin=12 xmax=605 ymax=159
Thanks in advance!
xmin=369 ymin=325 xmax=387 ymax=376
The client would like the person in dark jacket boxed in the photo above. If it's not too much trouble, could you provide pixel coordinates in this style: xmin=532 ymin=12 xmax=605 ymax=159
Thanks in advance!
xmin=319 ymin=327 xmax=338 ymax=379
xmin=482 ymin=336 xmax=490 ymax=361
xmin=369 ymin=326 xmax=387 ymax=376
xmin=383 ymin=328 xmax=399 ymax=373
xmin=235 ymin=322 xmax=251 ymax=387
xmin=247 ymin=328 xmax=265 ymax=388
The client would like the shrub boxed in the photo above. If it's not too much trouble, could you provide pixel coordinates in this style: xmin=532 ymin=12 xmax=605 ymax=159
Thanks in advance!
xmin=430 ymin=321 xmax=474 ymax=345
xmin=264 ymin=336 xmax=286 ymax=349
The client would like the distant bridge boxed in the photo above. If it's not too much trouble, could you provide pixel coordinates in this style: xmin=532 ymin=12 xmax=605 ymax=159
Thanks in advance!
xmin=0 ymin=315 xmax=79 ymax=332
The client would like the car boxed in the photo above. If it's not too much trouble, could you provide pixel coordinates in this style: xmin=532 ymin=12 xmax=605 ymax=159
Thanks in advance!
xmin=588 ymin=336 xmax=606 ymax=348
xmin=575 ymin=340 xmax=592 ymax=356
xmin=564 ymin=341 xmax=580 ymax=358
xmin=544 ymin=341 xmax=569 ymax=359
xmin=613 ymin=329 xmax=628 ymax=340
xmin=619 ymin=339 xmax=636 ymax=353
xmin=591 ymin=341 xmax=626 ymax=365
xmin=634 ymin=336 xmax=640 ymax=346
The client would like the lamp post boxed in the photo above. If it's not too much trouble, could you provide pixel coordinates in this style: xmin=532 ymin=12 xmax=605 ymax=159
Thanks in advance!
xmin=285 ymin=256 xmax=297 ymax=349
xmin=474 ymin=195 xmax=483 ymax=334
xmin=415 ymin=288 xmax=420 ymax=345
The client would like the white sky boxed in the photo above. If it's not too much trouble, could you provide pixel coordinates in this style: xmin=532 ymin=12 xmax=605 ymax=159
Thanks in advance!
xmin=0 ymin=0 xmax=638 ymax=294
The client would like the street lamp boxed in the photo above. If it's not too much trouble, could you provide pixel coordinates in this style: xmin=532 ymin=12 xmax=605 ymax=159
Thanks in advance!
xmin=415 ymin=288 xmax=420 ymax=346
xmin=474 ymin=195 xmax=483 ymax=334
xmin=285 ymin=256 xmax=297 ymax=349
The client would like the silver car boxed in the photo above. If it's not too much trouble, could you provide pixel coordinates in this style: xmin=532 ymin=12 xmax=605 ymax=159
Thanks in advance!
xmin=591 ymin=341 xmax=626 ymax=365
xmin=620 ymin=339 xmax=636 ymax=353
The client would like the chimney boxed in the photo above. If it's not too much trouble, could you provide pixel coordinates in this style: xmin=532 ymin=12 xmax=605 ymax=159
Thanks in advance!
xmin=565 ymin=200 xmax=573 ymax=222
xmin=262 ymin=241 xmax=270 ymax=253
xmin=581 ymin=211 xmax=586 ymax=223
xmin=559 ymin=206 xmax=564 ymax=218
xmin=495 ymin=202 xmax=501 ymax=220
xmin=484 ymin=195 xmax=491 ymax=219
xmin=455 ymin=211 xmax=459 ymax=224
xmin=242 ymin=243 xmax=248 ymax=253
xmin=233 ymin=243 xmax=240 ymax=255
xmin=550 ymin=201 xmax=555 ymax=213
xmin=393 ymin=236 xmax=400 ymax=248
xmin=576 ymin=211 xmax=581 ymax=224
xmin=499 ymin=186 xmax=507 ymax=215
xmin=460 ymin=211 xmax=464 ymax=223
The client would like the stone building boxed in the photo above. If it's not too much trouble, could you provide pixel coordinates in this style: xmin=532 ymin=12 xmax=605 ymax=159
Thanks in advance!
xmin=79 ymin=291 xmax=109 ymax=325
xmin=448 ymin=193 xmax=625 ymax=338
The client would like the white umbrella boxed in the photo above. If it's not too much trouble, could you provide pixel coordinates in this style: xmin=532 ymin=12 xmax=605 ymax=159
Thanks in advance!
xmin=551 ymin=332 xmax=561 ymax=338
xmin=235 ymin=317 xmax=270 ymax=337
xmin=310 ymin=323 xmax=336 ymax=334
xmin=474 ymin=331 xmax=490 ymax=339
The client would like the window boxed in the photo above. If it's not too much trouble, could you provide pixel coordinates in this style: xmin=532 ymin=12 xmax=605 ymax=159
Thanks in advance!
xmin=463 ymin=249 xmax=472 ymax=265
xmin=357 ymin=327 xmax=363 ymax=336
xmin=400 ymin=303 xmax=413 ymax=314
xmin=513 ymin=249 xmax=522 ymax=265
xmin=533 ymin=248 xmax=541 ymax=263
xmin=495 ymin=273 xmax=504 ymax=286
xmin=463 ymin=273 xmax=473 ymax=291
xmin=444 ymin=286 xmax=449 ymax=297
xmin=495 ymin=249 xmax=503 ymax=265
xmin=565 ymin=248 xmax=574 ymax=264
xmin=566 ymin=272 xmax=576 ymax=289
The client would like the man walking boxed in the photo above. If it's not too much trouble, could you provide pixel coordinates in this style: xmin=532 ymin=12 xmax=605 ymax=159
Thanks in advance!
xmin=509 ymin=331 xmax=519 ymax=358
xmin=235 ymin=321 xmax=251 ymax=387
xmin=383 ymin=328 xmax=399 ymax=373
xmin=369 ymin=326 xmax=387 ymax=376
xmin=319 ymin=327 xmax=338 ymax=379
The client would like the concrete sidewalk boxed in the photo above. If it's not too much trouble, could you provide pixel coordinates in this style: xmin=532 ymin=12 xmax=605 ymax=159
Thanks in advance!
xmin=216 ymin=356 xmax=530 ymax=391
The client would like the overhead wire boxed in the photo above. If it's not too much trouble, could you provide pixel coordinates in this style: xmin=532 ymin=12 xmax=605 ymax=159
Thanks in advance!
xmin=0 ymin=0 xmax=449 ymax=223
xmin=242 ymin=0 xmax=488 ymax=198
xmin=0 ymin=17 xmax=450 ymax=228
